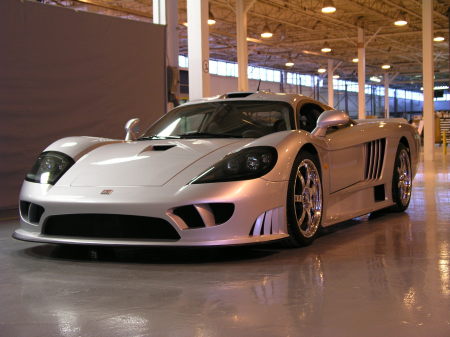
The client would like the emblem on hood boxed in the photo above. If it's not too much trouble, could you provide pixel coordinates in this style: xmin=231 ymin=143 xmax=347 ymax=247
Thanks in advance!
xmin=100 ymin=189 xmax=113 ymax=195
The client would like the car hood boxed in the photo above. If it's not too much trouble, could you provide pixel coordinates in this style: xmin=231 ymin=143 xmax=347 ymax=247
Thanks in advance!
xmin=65 ymin=139 xmax=249 ymax=187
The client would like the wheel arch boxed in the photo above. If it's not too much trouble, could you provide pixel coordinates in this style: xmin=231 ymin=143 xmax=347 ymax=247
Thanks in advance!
xmin=299 ymin=142 xmax=319 ymax=157
xmin=399 ymin=136 xmax=410 ymax=150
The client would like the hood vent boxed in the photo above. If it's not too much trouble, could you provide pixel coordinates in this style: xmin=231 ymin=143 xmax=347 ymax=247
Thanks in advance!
xmin=138 ymin=144 xmax=176 ymax=154
xmin=153 ymin=145 xmax=176 ymax=151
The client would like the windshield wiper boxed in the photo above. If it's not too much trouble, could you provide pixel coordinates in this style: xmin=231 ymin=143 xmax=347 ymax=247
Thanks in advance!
xmin=138 ymin=135 xmax=181 ymax=140
xmin=177 ymin=132 xmax=243 ymax=138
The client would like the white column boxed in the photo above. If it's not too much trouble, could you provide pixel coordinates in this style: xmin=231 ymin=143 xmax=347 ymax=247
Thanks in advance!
xmin=423 ymin=0 xmax=435 ymax=161
xmin=166 ymin=0 xmax=178 ymax=67
xmin=327 ymin=59 xmax=334 ymax=108
xmin=236 ymin=0 xmax=249 ymax=91
xmin=153 ymin=0 xmax=166 ymax=24
xmin=384 ymin=75 xmax=390 ymax=118
xmin=187 ymin=0 xmax=210 ymax=99
xmin=357 ymin=27 xmax=366 ymax=119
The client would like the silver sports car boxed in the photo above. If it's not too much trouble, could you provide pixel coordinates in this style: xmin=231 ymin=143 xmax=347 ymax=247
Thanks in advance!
xmin=14 ymin=92 xmax=420 ymax=247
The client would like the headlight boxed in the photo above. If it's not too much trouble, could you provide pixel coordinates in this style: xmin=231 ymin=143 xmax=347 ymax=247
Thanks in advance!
xmin=191 ymin=146 xmax=277 ymax=184
xmin=25 ymin=151 xmax=74 ymax=185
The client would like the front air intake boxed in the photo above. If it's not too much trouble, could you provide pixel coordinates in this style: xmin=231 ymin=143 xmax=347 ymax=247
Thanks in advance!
xmin=20 ymin=201 xmax=45 ymax=224
xmin=42 ymin=214 xmax=180 ymax=240
xmin=172 ymin=203 xmax=235 ymax=229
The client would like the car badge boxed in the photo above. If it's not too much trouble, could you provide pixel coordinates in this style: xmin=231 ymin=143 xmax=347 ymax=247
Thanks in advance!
xmin=100 ymin=189 xmax=113 ymax=195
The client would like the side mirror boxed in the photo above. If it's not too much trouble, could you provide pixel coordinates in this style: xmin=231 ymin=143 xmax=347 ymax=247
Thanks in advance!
xmin=311 ymin=110 xmax=350 ymax=137
xmin=125 ymin=118 xmax=140 ymax=141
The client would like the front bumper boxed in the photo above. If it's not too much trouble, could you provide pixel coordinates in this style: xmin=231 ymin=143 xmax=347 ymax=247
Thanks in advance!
xmin=14 ymin=179 xmax=289 ymax=247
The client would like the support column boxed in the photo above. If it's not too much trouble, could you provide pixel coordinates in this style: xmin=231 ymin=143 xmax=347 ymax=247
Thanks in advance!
xmin=327 ymin=59 xmax=334 ymax=108
xmin=166 ymin=0 xmax=180 ymax=107
xmin=166 ymin=0 xmax=179 ymax=68
xmin=423 ymin=0 xmax=435 ymax=161
xmin=236 ymin=0 xmax=248 ymax=91
xmin=344 ymin=83 xmax=349 ymax=114
xmin=153 ymin=0 xmax=166 ymax=24
xmin=187 ymin=0 xmax=210 ymax=99
xmin=384 ymin=75 xmax=390 ymax=118
xmin=357 ymin=26 xmax=366 ymax=119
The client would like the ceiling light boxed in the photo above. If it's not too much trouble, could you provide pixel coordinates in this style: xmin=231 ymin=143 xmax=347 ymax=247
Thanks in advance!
xmin=394 ymin=13 xmax=408 ymax=26
xmin=285 ymin=59 xmax=294 ymax=67
xmin=434 ymin=36 xmax=445 ymax=42
xmin=333 ymin=74 xmax=340 ymax=79
xmin=352 ymin=58 xmax=359 ymax=63
xmin=208 ymin=6 xmax=216 ymax=25
xmin=260 ymin=24 xmax=273 ymax=38
xmin=321 ymin=0 xmax=336 ymax=13
xmin=381 ymin=64 xmax=391 ymax=70
xmin=318 ymin=68 xmax=327 ymax=73
xmin=321 ymin=43 xmax=332 ymax=53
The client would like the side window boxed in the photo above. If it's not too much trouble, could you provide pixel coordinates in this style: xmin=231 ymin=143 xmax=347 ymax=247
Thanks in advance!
xmin=242 ymin=110 xmax=288 ymax=130
xmin=298 ymin=103 xmax=324 ymax=133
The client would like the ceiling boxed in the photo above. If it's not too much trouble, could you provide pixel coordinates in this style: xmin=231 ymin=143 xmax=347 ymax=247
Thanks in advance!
xmin=42 ymin=0 xmax=450 ymax=92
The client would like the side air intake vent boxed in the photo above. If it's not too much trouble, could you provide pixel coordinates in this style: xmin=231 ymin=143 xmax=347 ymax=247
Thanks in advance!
xmin=249 ymin=207 xmax=285 ymax=236
xmin=364 ymin=138 xmax=386 ymax=181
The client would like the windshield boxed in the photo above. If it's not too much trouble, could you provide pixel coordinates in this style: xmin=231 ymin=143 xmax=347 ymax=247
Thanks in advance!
xmin=140 ymin=101 xmax=293 ymax=139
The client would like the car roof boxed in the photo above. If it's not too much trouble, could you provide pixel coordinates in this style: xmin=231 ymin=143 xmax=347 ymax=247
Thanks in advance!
xmin=182 ymin=91 xmax=319 ymax=108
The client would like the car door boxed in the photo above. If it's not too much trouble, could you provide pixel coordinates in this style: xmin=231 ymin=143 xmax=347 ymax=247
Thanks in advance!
xmin=295 ymin=101 xmax=365 ymax=193
xmin=323 ymin=124 xmax=366 ymax=193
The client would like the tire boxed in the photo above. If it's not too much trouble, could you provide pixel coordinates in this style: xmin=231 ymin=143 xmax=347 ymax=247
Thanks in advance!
xmin=284 ymin=151 xmax=323 ymax=247
xmin=390 ymin=143 xmax=412 ymax=212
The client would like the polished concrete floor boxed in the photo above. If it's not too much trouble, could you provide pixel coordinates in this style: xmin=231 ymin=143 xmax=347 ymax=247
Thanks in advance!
xmin=1 ymin=150 xmax=449 ymax=337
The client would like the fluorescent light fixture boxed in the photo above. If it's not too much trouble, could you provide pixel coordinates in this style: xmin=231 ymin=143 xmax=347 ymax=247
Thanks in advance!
xmin=381 ymin=64 xmax=391 ymax=70
xmin=321 ymin=0 xmax=336 ymax=13
xmin=433 ymin=36 xmax=445 ymax=42
xmin=370 ymin=76 xmax=381 ymax=83
xmin=421 ymin=86 xmax=449 ymax=90
xmin=333 ymin=74 xmax=340 ymax=79
xmin=318 ymin=68 xmax=327 ymax=73
xmin=285 ymin=60 xmax=294 ymax=67
xmin=246 ymin=37 xmax=262 ymax=43
xmin=352 ymin=58 xmax=359 ymax=63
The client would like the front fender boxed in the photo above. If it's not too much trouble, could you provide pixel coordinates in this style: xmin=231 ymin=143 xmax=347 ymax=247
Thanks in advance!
xmin=247 ymin=130 xmax=326 ymax=182
xmin=44 ymin=136 xmax=122 ymax=161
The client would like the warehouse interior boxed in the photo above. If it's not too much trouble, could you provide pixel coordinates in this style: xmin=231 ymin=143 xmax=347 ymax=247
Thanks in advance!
xmin=0 ymin=0 xmax=450 ymax=336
